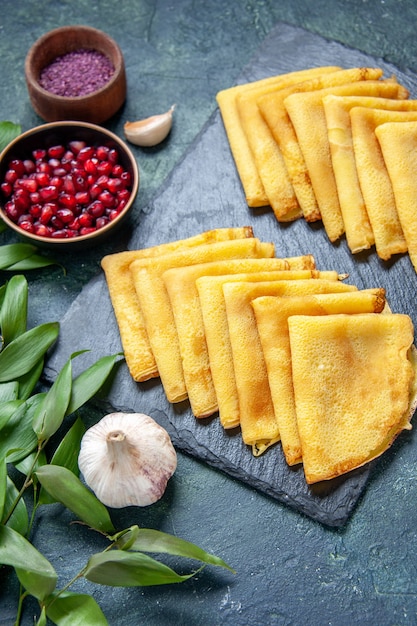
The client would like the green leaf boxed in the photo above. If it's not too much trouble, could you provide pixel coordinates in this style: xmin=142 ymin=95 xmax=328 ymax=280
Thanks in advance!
xmin=35 ymin=465 xmax=115 ymax=533
xmin=0 ymin=121 xmax=21 ymax=152
xmin=84 ymin=550 xmax=196 ymax=587
xmin=39 ymin=417 xmax=86 ymax=505
xmin=0 ymin=456 xmax=6 ymax=520
xmin=14 ymin=448 xmax=47 ymax=475
xmin=0 ymin=380 xmax=19 ymax=402
xmin=66 ymin=353 xmax=121 ymax=416
xmin=1 ymin=274 xmax=28 ymax=343
xmin=17 ymin=357 xmax=44 ymax=400
xmin=3 ymin=475 xmax=29 ymax=535
xmin=0 ymin=321 xmax=59 ymax=382
xmin=0 ymin=525 xmax=57 ymax=600
xmin=0 ymin=399 xmax=23 ymax=431
xmin=45 ymin=591 xmax=109 ymax=626
xmin=0 ymin=243 xmax=38 ymax=270
xmin=5 ymin=254 xmax=60 ymax=271
xmin=33 ymin=357 xmax=72 ymax=442
xmin=35 ymin=606 xmax=47 ymax=626
xmin=115 ymin=526 xmax=235 ymax=572
xmin=0 ymin=394 xmax=43 ymax=463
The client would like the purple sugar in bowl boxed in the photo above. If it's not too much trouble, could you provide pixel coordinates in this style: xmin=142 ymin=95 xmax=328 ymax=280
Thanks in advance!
xmin=25 ymin=25 xmax=127 ymax=124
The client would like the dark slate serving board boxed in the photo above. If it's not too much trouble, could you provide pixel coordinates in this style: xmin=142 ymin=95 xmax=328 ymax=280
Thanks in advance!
xmin=45 ymin=22 xmax=417 ymax=527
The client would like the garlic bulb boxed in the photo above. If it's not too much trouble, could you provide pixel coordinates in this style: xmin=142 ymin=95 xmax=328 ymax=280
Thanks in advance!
xmin=78 ymin=412 xmax=177 ymax=508
xmin=124 ymin=105 xmax=176 ymax=147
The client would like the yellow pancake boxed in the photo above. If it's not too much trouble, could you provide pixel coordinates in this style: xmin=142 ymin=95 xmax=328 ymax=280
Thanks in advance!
xmin=222 ymin=279 xmax=357 ymax=454
xmin=101 ymin=227 xmax=254 ymax=382
xmin=376 ymin=120 xmax=417 ymax=274
xmin=129 ymin=238 xmax=274 ymax=403
xmin=252 ymin=289 xmax=386 ymax=465
xmin=323 ymin=94 xmax=413 ymax=254
xmin=288 ymin=313 xmax=415 ymax=484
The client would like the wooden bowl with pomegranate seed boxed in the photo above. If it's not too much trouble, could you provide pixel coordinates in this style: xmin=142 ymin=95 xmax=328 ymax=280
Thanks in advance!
xmin=0 ymin=121 xmax=139 ymax=250
xmin=25 ymin=25 xmax=126 ymax=124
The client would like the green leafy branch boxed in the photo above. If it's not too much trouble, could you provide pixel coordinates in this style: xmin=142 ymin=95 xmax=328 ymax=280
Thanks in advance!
xmin=0 ymin=275 xmax=234 ymax=626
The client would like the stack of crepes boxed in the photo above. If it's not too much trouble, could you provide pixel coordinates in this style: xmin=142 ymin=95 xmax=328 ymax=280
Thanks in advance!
xmin=216 ymin=66 xmax=417 ymax=273
xmin=102 ymin=228 xmax=417 ymax=485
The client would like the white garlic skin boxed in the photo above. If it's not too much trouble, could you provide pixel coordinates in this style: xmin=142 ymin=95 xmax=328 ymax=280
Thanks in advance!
xmin=124 ymin=104 xmax=175 ymax=147
xmin=78 ymin=412 xmax=177 ymax=508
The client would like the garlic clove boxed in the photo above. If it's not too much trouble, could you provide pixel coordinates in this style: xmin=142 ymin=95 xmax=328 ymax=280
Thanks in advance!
xmin=124 ymin=104 xmax=176 ymax=147
xmin=78 ymin=412 xmax=177 ymax=508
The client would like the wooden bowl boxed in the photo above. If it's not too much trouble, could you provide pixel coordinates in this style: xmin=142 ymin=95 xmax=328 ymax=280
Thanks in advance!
xmin=25 ymin=25 xmax=127 ymax=124
xmin=0 ymin=121 xmax=139 ymax=251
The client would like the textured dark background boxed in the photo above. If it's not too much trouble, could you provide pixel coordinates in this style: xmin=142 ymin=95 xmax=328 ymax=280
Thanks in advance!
xmin=1 ymin=1 xmax=417 ymax=625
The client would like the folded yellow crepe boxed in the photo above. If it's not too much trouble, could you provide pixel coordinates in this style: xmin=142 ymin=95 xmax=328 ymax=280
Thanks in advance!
xmin=284 ymin=78 xmax=401 ymax=243
xmin=323 ymin=94 xmax=413 ymax=254
xmin=376 ymin=120 xmax=417 ymax=274
xmin=222 ymin=279 xmax=357 ymax=455
xmin=216 ymin=66 xmax=340 ymax=208
xmin=252 ymin=289 xmax=386 ymax=466
xmin=162 ymin=257 xmax=289 ymax=418
xmin=258 ymin=69 xmax=400 ymax=223
xmin=288 ymin=313 xmax=415 ymax=484
xmin=350 ymin=107 xmax=417 ymax=259
xmin=129 ymin=237 xmax=274 ymax=403
xmin=101 ymin=227 xmax=255 ymax=382
xmin=196 ymin=269 xmax=340 ymax=430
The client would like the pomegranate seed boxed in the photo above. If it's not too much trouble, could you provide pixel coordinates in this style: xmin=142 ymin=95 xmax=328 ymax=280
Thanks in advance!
xmin=117 ymin=189 xmax=131 ymax=202
xmin=1 ymin=182 xmax=12 ymax=197
xmin=96 ymin=162 xmax=113 ymax=177
xmin=112 ymin=164 xmax=124 ymax=177
xmin=29 ymin=203 xmax=42 ymax=218
xmin=18 ymin=213 xmax=33 ymax=225
xmin=89 ymin=183 xmax=102 ymax=199
xmin=19 ymin=219 xmax=35 ymax=233
xmin=39 ymin=186 xmax=59 ymax=202
xmin=48 ymin=145 xmax=65 ymax=159
xmin=75 ymin=190 xmax=90 ymax=204
xmin=30 ymin=191 xmax=41 ymax=204
xmin=23 ymin=160 xmax=36 ymax=174
xmin=56 ymin=208 xmax=74 ymax=223
xmin=96 ymin=216 xmax=109 ymax=229
xmin=9 ymin=159 xmax=26 ymax=176
xmin=68 ymin=140 xmax=86 ymax=154
xmin=4 ymin=169 xmax=18 ymax=184
xmin=77 ymin=146 xmax=95 ymax=161
xmin=79 ymin=226 xmax=96 ymax=236
xmin=96 ymin=175 xmax=109 ymax=188
xmin=37 ymin=162 xmax=52 ymax=175
xmin=63 ymin=175 xmax=76 ymax=195
xmin=53 ymin=167 xmax=68 ymax=177
xmin=5 ymin=202 xmax=20 ymax=221
xmin=98 ymin=190 xmax=115 ymax=208
xmin=40 ymin=204 xmax=55 ymax=224
xmin=96 ymin=145 xmax=110 ymax=160
xmin=14 ymin=188 xmax=31 ymax=211
xmin=34 ymin=223 xmax=52 ymax=237
xmin=108 ymin=148 xmax=119 ymax=164
xmin=120 ymin=171 xmax=132 ymax=186
xmin=19 ymin=178 xmax=38 ymax=193
xmin=107 ymin=178 xmax=123 ymax=194
xmin=50 ymin=215 xmax=64 ymax=229
xmin=84 ymin=158 xmax=98 ymax=175
xmin=32 ymin=148 xmax=46 ymax=160
xmin=68 ymin=217 xmax=81 ymax=230
xmin=35 ymin=171 xmax=50 ymax=187
xmin=88 ymin=200 xmax=105 ymax=218
xmin=59 ymin=193 xmax=77 ymax=210
xmin=79 ymin=212 xmax=93 ymax=227
xmin=109 ymin=208 xmax=121 ymax=220
xmin=74 ymin=175 xmax=88 ymax=191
